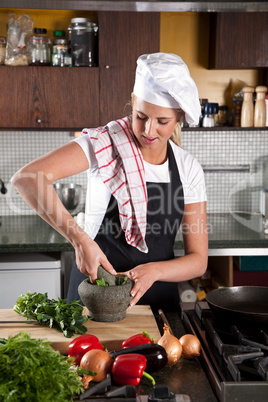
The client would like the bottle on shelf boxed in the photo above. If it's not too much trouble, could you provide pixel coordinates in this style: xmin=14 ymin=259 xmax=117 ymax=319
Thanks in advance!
xmin=241 ymin=86 xmax=254 ymax=127
xmin=0 ymin=37 xmax=6 ymax=65
xmin=68 ymin=18 xmax=98 ymax=67
xmin=28 ymin=28 xmax=51 ymax=66
xmin=51 ymin=30 xmax=72 ymax=67
xmin=218 ymin=105 xmax=228 ymax=126
xmin=254 ymin=85 xmax=267 ymax=127
xmin=202 ymin=103 xmax=219 ymax=128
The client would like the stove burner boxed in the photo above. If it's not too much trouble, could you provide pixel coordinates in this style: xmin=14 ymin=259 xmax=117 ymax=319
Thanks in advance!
xmin=181 ymin=301 xmax=268 ymax=401
xmin=232 ymin=326 xmax=268 ymax=352
xmin=255 ymin=356 xmax=268 ymax=381
xmin=226 ymin=352 xmax=264 ymax=381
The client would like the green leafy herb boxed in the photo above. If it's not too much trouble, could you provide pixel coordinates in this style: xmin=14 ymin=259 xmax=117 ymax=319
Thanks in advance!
xmin=95 ymin=277 xmax=109 ymax=286
xmin=118 ymin=274 xmax=128 ymax=285
xmin=0 ymin=332 xmax=84 ymax=401
xmin=90 ymin=275 xmax=128 ymax=286
xmin=13 ymin=292 xmax=88 ymax=338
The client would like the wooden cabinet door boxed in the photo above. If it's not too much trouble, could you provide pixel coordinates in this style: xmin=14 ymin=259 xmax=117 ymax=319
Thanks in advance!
xmin=98 ymin=11 xmax=160 ymax=125
xmin=209 ymin=12 xmax=268 ymax=69
xmin=0 ymin=66 xmax=100 ymax=129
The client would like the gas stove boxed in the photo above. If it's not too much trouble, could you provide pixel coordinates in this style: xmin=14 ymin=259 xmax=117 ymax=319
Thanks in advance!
xmin=180 ymin=301 xmax=268 ymax=402
xmin=75 ymin=375 xmax=191 ymax=402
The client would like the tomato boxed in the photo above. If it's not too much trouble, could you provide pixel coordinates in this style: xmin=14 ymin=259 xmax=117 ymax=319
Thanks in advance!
xmin=68 ymin=334 xmax=103 ymax=365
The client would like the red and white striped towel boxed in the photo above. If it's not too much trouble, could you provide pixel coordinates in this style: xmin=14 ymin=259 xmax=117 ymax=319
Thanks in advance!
xmin=82 ymin=117 xmax=148 ymax=253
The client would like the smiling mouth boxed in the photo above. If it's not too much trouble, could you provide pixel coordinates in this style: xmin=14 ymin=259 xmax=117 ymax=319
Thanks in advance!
xmin=142 ymin=135 xmax=158 ymax=144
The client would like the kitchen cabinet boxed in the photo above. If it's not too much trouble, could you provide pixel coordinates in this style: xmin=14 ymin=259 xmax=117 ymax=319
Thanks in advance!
xmin=207 ymin=256 xmax=234 ymax=287
xmin=0 ymin=66 xmax=100 ymax=130
xmin=209 ymin=12 xmax=268 ymax=69
xmin=98 ymin=12 xmax=160 ymax=124
xmin=0 ymin=11 xmax=160 ymax=130
xmin=207 ymin=255 xmax=268 ymax=288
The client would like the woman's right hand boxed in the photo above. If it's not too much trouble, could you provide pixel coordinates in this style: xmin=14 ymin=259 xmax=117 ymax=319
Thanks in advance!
xmin=74 ymin=234 xmax=116 ymax=282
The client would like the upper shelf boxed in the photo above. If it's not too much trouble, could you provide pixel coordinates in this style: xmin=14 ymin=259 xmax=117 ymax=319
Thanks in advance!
xmin=1 ymin=1 xmax=268 ymax=13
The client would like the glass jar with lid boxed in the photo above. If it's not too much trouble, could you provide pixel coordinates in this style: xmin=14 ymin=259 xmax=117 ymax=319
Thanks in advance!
xmin=202 ymin=103 xmax=219 ymax=127
xmin=68 ymin=18 xmax=98 ymax=67
xmin=218 ymin=105 xmax=228 ymax=126
xmin=28 ymin=28 xmax=51 ymax=66
xmin=52 ymin=30 xmax=72 ymax=67
xmin=0 ymin=37 xmax=6 ymax=65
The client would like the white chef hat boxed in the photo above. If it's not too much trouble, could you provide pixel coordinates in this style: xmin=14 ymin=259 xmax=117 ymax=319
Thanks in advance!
xmin=133 ymin=53 xmax=201 ymax=127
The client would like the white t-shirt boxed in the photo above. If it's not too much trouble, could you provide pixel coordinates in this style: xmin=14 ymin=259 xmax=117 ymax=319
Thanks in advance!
xmin=73 ymin=135 xmax=206 ymax=238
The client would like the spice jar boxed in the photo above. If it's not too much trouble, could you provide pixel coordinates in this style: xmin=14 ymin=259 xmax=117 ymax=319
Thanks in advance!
xmin=0 ymin=37 xmax=6 ymax=65
xmin=218 ymin=105 xmax=228 ymax=126
xmin=68 ymin=18 xmax=98 ymax=67
xmin=199 ymin=98 xmax=208 ymax=127
xmin=51 ymin=30 xmax=72 ymax=67
xmin=202 ymin=103 xmax=219 ymax=127
xmin=28 ymin=28 xmax=51 ymax=66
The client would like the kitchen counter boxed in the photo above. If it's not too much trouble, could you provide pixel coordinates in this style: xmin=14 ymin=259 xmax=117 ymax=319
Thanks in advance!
xmin=0 ymin=215 xmax=71 ymax=253
xmin=140 ymin=309 xmax=218 ymax=402
xmin=1 ymin=213 xmax=268 ymax=254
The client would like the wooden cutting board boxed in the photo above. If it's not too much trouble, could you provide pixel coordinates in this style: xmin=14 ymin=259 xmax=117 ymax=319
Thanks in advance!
xmin=0 ymin=305 xmax=161 ymax=354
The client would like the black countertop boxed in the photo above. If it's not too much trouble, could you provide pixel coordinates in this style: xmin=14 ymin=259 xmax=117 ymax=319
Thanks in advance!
xmin=1 ymin=213 xmax=268 ymax=254
xmin=122 ymin=309 xmax=217 ymax=402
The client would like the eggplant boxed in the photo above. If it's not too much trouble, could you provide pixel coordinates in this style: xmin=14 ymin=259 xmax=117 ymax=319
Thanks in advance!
xmin=110 ymin=343 xmax=168 ymax=373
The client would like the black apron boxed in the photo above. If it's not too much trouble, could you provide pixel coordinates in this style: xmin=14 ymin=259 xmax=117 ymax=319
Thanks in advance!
xmin=67 ymin=143 xmax=184 ymax=311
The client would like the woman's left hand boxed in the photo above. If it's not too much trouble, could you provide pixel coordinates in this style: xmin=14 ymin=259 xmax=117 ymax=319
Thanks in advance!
xmin=123 ymin=262 xmax=159 ymax=306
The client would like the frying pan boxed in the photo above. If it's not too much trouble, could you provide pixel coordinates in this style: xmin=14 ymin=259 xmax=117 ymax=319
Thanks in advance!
xmin=206 ymin=286 xmax=268 ymax=323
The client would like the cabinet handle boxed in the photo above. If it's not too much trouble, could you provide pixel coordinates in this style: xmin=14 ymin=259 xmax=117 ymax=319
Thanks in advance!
xmin=36 ymin=118 xmax=42 ymax=124
xmin=104 ymin=65 xmax=110 ymax=69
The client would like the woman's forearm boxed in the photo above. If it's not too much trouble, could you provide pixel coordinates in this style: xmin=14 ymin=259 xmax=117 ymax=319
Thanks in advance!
xmin=11 ymin=168 xmax=88 ymax=248
xmin=147 ymin=251 xmax=207 ymax=283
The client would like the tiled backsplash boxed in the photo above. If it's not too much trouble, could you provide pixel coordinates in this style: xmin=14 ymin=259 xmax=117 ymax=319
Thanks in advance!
xmin=1 ymin=129 xmax=268 ymax=216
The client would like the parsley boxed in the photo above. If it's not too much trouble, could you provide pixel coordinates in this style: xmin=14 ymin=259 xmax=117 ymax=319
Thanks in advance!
xmin=13 ymin=292 xmax=88 ymax=338
xmin=0 ymin=332 xmax=84 ymax=401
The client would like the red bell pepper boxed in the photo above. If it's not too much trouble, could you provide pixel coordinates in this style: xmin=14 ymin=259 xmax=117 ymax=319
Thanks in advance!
xmin=68 ymin=334 xmax=103 ymax=365
xmin=112 ymin=353 xmax=155 ymax=386
xmin=122 ymin=331 xmax=154 ymax=348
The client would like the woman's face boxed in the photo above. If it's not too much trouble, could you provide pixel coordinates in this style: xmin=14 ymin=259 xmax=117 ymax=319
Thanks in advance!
xmin=132 ymin=97 xmax=179 ymax=163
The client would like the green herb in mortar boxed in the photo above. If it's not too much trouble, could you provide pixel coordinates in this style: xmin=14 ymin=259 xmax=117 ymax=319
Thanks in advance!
xmin=0 ymin=332 xmax=84 ymax=401
xmin=89 ymin=274 xmax=128 ymax=286
xmin=14 ymin=292 xmax=88 ymax=338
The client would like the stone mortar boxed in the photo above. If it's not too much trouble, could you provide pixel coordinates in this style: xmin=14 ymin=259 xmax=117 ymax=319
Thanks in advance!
xmin=78 ymin=267 xmax=134 ymax=322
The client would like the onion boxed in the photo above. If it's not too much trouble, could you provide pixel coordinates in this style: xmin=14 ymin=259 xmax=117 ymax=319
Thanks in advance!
xmin=157 ymin=324 xmax=182 ymax=366
xmin=179 ymin=334 xmax=201 ymax=359
xmin=80 ymin=349 xmax=113 ymax=389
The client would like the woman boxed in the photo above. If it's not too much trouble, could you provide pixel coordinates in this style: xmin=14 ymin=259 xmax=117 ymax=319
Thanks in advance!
xmin=11 ymin=53 xmax=208 ymax=310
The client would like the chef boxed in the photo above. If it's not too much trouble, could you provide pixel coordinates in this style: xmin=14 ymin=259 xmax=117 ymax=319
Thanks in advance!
xmin=11 ymin=52 xmax=208 ymax=310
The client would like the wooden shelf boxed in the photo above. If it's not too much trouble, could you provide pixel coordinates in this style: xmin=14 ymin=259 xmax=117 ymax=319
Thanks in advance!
xmin=0 ymin=11 xmax=160 ymax=130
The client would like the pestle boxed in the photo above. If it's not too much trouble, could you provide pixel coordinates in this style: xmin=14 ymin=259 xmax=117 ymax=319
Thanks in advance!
xmin=97 ymin=265 xmax=117 ymax=286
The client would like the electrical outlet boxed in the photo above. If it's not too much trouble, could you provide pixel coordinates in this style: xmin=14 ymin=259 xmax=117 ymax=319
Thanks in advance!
xmin=0 ymin=183 xmax=21 ymax=198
